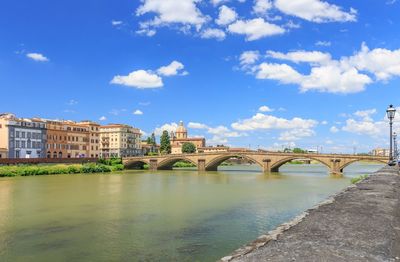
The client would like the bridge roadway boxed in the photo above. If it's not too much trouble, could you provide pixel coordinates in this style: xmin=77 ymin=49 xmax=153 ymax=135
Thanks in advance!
xmin=123 ymin=152 xmax=388 ymax=175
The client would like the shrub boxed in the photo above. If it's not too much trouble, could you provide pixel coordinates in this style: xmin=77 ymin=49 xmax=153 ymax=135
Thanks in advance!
xmin=351 ymin=174 xmax=369 ymax=184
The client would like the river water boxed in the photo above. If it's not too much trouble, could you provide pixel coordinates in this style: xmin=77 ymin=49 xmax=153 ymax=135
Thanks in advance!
xmin=0 ymin=163 xmax=383 ymax=261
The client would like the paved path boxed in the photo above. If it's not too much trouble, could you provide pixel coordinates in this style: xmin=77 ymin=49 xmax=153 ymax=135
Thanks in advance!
xmin=222 ymin=166 xmax=400 ymax=262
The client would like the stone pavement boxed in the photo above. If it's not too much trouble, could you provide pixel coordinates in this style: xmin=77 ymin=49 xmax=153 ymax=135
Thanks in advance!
xmin=221 ymin=166 xmax=400 ymax=262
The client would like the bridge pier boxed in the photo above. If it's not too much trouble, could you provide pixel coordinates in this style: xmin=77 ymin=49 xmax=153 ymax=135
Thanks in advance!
xmin=198 ymin=159 xmax=206 ymax=172
xmin=330 ymin=159 xmax=342 ymax=176
xmin=262 ymin=159 xmax=272 ymax=173
xmin=149 ymin=159 xmax=158 ymax=171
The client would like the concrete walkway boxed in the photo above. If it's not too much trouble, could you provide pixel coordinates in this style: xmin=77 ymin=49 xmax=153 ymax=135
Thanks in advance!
xmin=221 ymin=166 xmax=400 ymax=262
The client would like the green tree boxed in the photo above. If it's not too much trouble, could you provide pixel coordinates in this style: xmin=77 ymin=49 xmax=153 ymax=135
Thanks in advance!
xmin=146 ymin=137 xmax=152 ymax=144
xmin=292 ymin=148 xmax=306 ymax=153
xmin=160 ymin=130 xmax=171 ymax=154
xmin=182 ymin=142 xmax=196 ymax=154
xmin=151 ymin=133 xmax=157 ymax=145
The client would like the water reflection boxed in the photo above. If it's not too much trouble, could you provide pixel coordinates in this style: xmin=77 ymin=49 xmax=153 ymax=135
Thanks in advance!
xmin=0 ymin=163 xmax=383 ymax=261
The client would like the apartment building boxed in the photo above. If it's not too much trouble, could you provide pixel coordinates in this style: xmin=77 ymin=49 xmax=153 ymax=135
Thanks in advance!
xmin=0 ymin=113 xmax=47 ymax=158
xmin=79 ymin=121 xmax=100 ymax=158
xmin=100 ymin=124 xmax=142 ymax=158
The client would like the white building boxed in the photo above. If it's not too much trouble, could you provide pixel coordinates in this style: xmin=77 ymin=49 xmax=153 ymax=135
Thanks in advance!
xmin=100 ymin=124 xmax=142 ymax=158
xmin=0 ymin=114 xmax=47 ymax=158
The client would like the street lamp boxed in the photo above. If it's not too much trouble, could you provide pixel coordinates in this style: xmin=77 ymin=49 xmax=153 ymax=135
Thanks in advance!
xmin=394 ymin=132 xmax=398 ymax=161
xmin=386 ymin=104 xmax=396 ymax=165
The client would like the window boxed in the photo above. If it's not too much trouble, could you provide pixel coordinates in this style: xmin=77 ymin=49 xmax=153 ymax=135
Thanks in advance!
xmin=21 ymin=141 xmax=26 ymax=148
xmin=21 ymin=132 xmax=25 ymax=138
xmin=27 ymin=141 xmax=31 ymax=148
xmin=16 ymin=140 xmax=20 ymax=148
xmin=16 ymin=131 xmax=20 ymax=138
xmin=27 ymin=132 xmax=31 ymax=139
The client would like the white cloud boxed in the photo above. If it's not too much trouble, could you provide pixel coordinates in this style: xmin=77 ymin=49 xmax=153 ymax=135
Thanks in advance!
xmin=342 ymin=119 xmax=382 ymax=136
xmin=227 ymin=18 xmax=285 ymax=41
xmin=136 ymin=0 xmax=206 ymax=30
xmin=188 ymin=122 xmax=209 ymax=129
xmin=256 ymin=62 xmax=303 ymax=84
xmin=330 ymin=126 xmax=339 ymax=133
xmin=279 ymin=128 xmax=315 ymax=141
xmin=321 ymin=120 xmax=328 ymax=125
xmin=354 ymin=108 xmax=377 ymax=121
xmin=345 ymin=43 xmax=400 ymax=81
xmin=133 ymin=110 xmax=144 ymax=115
xmin=26 ymin=53 xmax=49 ymax=62
xmin=157 ymin=60 xmax=187 ymax=76
xmin=216 ymin=5 xmax=237 ymax=25
xmin=266 ymin=50 xmax=331 ymax=64
xmin=210 ymin=0 xmax=227 ymax=6
xmin=110 ymin=70 xmax=163 ymax=89
xmin=66 ymin=99 xmax=78 ymax=106
xmin=240 ymin=50 xmax=260 ymax=65
xmin=315 ymin=40 xmax=331 ymax=47
xmin=99 ymin=116 xmax=107 ymax=121
xmin=244 ymin=43 xmax=400 ymax=94
xmin=259 ymin=105 xmax=274 ymax=112
xmin=200 ymin=28 xmax=226 ymax=40
xmin=154 ymin=122 xmax=178 ymax=136
xmin=136 ymin=28 xmax=157 ymax=37
xmin=111 ymin=20 xmax=123 ymax=26
xmin=274 ymin=0 xmax=357 ymax=23
xmin=231 ymin=113 xmax=317 ymax=131
xmin=253 ymin=0 xmax=273 ymax=15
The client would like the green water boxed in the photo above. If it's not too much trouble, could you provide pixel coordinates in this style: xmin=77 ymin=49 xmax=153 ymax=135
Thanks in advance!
xmin=0 ymin=163 xmax=383 ymax=261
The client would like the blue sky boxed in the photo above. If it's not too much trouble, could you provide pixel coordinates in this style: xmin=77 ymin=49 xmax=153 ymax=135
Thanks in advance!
xmin=1 ymin=0 xmax=400 ymax=153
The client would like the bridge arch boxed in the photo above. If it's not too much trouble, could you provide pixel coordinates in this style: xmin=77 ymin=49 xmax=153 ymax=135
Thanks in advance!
xmin=124 ymin=159 xmax=150 ymax=170
xmin=157 ymin=156 xmax=197 ymax=170
xmin=270 ymin=156 xmax=331 ymax=173
xmin=205 ymin=154 xmax=264 ymax=171
xmin=338 ymin=158 xmax=387 ymax=173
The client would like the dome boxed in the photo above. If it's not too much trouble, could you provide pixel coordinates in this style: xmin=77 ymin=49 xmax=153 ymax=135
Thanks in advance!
xmin=176 ymin=121 xmax=187 ymax=133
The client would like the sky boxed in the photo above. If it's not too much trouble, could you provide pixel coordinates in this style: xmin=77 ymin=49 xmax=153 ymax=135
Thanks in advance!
xmin=1 ymin=0 xmax=400 ymax=153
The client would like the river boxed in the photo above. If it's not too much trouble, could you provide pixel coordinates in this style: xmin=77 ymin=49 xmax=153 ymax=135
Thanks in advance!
xmin=0 ymin=163 xmax=383 ymax=261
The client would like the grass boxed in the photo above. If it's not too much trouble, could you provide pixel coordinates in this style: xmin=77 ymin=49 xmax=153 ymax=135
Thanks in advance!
xmin=350 ymin=174 xmax=369 ymax=184
xmin=0 ymin=159 xmax=125 ymax=177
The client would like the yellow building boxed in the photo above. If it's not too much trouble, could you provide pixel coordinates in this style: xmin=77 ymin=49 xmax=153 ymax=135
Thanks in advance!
xmin=100 ymin=124 xmax=142 ymax=158
xmin=170 ymin=121 xmax=205 ymax=154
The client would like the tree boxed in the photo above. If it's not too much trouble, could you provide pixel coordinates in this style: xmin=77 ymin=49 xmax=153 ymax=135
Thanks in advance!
xmin=293 ymin=148 xmax=306 ymax=153
xmin=182 ymin=142 xmax=196 ymax=154
xmin=160 ymin=130 xmax=171 ymax=154
xmin=146 ymin=137 xmax=152 ymax=144
xmin=151 ymin=133 xmax=157 ymax=145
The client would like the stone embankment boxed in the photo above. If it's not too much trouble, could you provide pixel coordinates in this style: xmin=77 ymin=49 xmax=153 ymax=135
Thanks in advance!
xmin=220 ymin=166 xmax=400 ymax=262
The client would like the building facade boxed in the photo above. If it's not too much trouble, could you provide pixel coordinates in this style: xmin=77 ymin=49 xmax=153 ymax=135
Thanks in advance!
xmin=79 ymin=121 xmax=101 ymax=158
xmin=100 ymin=124 xmax=142 ymax=158
xmin=371 ymin=148 xmax=390 ymax=157
xmin=170 ymin=121 xmax=206 ymax=154
xmin=0 ymin=114 xmax=47 ymax=158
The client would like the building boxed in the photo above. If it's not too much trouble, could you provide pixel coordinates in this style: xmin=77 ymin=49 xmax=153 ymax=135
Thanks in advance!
xmin=0 ymin=113 xmax=47 ymax=158
xmin=141 ymin=141 xmax=159 ymax=155
xmin=44 ymin=119 xmax=92 ymax=158
xmin=79 ymin=121 xmax=101 ymax=158
xmin=371 ymin=148 xmax=390 ymax=157
xmin=100 ymin=124 xmax=142 ymax=158
xmin=197 ymin=146 xmax=229 ymax=153
xmin=170 ymin=121 xmax=206 ymax=154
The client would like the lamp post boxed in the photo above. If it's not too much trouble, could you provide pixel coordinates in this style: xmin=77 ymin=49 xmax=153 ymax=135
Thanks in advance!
xmin=394 ymin=132 xmax=398 ymax=161
xmin=386 ymin=104 xmax=396 ymax=165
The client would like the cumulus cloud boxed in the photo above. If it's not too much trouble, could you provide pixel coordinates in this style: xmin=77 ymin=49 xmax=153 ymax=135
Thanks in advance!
xmin=157 ymin=60 xmax=187 ymax=76
xmin=99 ymin=116 xmax=107 ymax=121
xmin=231 ymin=113 xmax=317 ymax=131
xmin=136 ymin=0 xmax=206 ymax=28
xmin=154 ymin=122 xmax=179 ymax=136
xmin=240 ymin=50 xmax=260 ymax=65
xmin=315 ymin=40 xmax=331 ymax=47
xmin=110 ymin=70 xmax=163 ymax=89
xmin=111 ymin=61 xmax=186 ymax=89
xmin=216 ymin=5 xmax=237 ymax=25
xmin=188 ymin=122 xmax=209 ymax=129
xmin=243 ymin=43 xmax=400 ymax=94
xmin=227 ymin=18 xmax=285 ymax=41
xmin=200 ymin=28 xmax=226 ymax=40
xmin=279 ymin=128 xmax=315 ymax=141
xmin=253 ymin=0 xmax=273 ymax=15
xmin=111 ymin=20 xmax=123 ymax=26
xmin=259 ymin=105 xmax=274 ymax=112
xmin=133 ymin=110 xmax=144 ymax=115
xmin=330 ymin=126 xmax=339 ymax=133
xmin=274 ymin=0 xmax=357 ymax=23
xmin=188 ymin=121 xmax=244 ymax=145
xmin=26 ymin=53 xmax=49 ymax=62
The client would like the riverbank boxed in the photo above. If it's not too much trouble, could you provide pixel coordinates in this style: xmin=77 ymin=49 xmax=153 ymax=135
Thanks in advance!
xmin=221 ymin=166 xmax=400 ymax=261
xmin=0 ymin=163 xmax=124 ymax=177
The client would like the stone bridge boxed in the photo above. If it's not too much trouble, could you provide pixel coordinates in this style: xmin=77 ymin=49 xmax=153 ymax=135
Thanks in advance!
xmin=122 ymin=152 xmax=388 ymax=175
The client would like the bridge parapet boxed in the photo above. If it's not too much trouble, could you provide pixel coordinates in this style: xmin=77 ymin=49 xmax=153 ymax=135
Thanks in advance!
xmin=123 ymin=152 xmax=388 ymax=175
